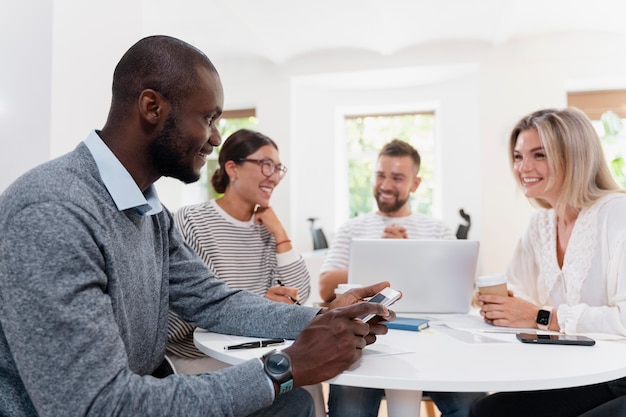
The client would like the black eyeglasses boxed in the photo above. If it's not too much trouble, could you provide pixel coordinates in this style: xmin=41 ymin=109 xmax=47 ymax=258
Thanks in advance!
xmin=238 ymin=158 xmax=288 ymax=179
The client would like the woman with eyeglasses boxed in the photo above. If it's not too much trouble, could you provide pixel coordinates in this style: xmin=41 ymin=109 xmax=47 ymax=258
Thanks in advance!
xmin=166 ymin=129 xmax=311 ymax=374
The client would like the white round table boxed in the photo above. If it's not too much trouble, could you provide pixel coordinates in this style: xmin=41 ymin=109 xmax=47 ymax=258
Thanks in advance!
xmin=195 ymin=315 xmax=626 ymax=417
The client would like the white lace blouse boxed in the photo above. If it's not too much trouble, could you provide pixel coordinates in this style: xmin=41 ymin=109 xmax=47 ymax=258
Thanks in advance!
xmin=507 ymin=193 xmax=626 ymax=336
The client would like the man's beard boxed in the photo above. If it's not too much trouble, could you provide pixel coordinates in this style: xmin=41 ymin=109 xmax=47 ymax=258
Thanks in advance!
xmin=149 ymin=115 xmax=201 ymax=184
xmin=375 ymin=189 xmax=408 ymax=214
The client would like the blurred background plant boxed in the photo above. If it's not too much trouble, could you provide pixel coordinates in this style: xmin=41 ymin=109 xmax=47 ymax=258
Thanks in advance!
xmin=598 ymin=110 xmax=626 ymax=188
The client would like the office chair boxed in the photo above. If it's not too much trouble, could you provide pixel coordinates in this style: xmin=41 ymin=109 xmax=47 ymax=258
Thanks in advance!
xmin=307 ymin=217 xmax=329 ymax=250
xmin=422 ymin=398 xmax=438 ymax=417
xmin=152 ymin=355 xmax=176 ymax=378
xmin=456 ymin=209 xmax=471 ymax=240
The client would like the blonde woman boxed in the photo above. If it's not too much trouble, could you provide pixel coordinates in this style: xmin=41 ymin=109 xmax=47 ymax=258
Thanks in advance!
xmin=473 ymin=108 xmax=626 ymax=417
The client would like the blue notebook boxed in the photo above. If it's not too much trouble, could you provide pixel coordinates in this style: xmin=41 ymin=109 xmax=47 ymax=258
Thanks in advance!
xmin=384 ymin=317 xmax=430 ymax=332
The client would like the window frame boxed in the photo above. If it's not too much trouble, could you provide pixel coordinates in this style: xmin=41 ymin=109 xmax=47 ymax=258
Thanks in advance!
xmin=343 ymin=110 xmax=437 ymax=218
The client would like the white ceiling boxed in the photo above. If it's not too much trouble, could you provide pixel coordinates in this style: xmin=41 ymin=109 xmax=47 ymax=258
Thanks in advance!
xmin=143 ymin=0 xmax=626 ymax=65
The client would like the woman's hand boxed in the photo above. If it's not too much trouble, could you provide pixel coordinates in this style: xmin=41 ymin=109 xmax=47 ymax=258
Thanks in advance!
xmin=478 ymin=292 xmax=538 ymax=328
xmin=254 ymin=206 xmax=285 ymax=238
xmin=254 ymin=206 xmax=292 ymax=252
xmin=265 ymin=285 xmax=299 ymax=304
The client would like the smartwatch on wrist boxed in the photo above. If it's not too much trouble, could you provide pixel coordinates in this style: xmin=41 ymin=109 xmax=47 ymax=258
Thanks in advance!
xmin=262 ymin=349 xmax=293 ymax=395
xmin=536 ymin=307 xmax=553 ymax=330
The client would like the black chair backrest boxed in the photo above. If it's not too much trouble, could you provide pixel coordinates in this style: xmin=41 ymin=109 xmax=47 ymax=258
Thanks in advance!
xmin=307 ymin=217 xmax=329 ymax=250
xmin=312 ymin=228 xmax=329 ymax=250
xmin=456 ymin=209 xmax=471 ymax=240
xmin=456 ymin=225 xmax=469 ymax=240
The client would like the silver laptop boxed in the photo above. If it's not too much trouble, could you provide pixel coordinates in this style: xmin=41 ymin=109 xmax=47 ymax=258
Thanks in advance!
xmin=347 ymin=239 xmax=480 ymax=313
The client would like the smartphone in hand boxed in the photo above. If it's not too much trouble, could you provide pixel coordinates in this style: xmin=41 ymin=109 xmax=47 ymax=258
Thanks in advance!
xmin=516 ymin=333 xmax=595 ymax=346
xmin=359 ymin=287 xmax=401 ymax=323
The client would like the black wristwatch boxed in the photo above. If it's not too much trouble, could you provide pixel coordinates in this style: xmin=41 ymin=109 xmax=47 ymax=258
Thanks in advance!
xmin=262 ymin=349 xmax=293 ymax=395
xmin=536 ymin=307 xmax=552 ymax=330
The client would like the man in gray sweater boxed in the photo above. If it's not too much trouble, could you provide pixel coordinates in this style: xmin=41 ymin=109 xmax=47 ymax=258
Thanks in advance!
xmin=0 ymin=35 xmax=394 ymax=417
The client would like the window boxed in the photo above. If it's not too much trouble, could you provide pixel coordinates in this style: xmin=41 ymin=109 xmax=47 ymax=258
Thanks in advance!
xmin=568 ymin=90 xmax=626 ymax=120
xmin=568 ymin=91 xmax=626 ymax=187
xmin=345 ymin=112 xmax=436 ymax=217
xmin=202 ymin=108 xmax=258 ymax=199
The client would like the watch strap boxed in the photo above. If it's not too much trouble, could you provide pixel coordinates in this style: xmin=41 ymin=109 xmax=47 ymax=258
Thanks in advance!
xmin=278 ymin=379 xmax=294 ymax=394
xmin=262 ymin=349 xmax=293 ymax=395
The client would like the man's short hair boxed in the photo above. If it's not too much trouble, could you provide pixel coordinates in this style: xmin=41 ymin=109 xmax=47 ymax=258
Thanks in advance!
xmin=378 ymin=139 xmax=421 ymax=171
xmin=111 ymin=35 xmax=218 ymax=116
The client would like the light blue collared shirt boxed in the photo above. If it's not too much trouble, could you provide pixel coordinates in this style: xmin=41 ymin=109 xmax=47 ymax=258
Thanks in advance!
xmin=84 ymin=130 xmax=163 ymax=216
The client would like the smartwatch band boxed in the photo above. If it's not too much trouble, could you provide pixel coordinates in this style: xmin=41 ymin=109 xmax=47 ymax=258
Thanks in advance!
xmin=262 ymin=349 xmax=293 ymax=395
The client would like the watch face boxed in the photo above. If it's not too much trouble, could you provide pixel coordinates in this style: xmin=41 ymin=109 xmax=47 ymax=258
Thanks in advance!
xmin=537 ymin=309 xmax=551 ymax=325
xmin=266 ymin=352 xmax=290 ymax=374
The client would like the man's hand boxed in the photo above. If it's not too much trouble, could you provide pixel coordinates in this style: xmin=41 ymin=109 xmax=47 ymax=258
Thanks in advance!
xmin=328 ymin=281 xmax=392 ymax=309
xmin=328 ymin=281 xmax=398 ymax=344
xmin=283 ymin=300 xmax=392 ymax=387
xmin=382 ymin=223 xmax=408 ymax=239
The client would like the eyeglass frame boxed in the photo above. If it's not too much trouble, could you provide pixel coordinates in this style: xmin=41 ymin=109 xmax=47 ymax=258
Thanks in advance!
xmin=237 ymin=158 xmax=288 ymax=178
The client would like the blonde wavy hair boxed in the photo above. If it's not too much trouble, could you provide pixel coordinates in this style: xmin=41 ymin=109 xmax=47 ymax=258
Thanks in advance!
xmin=509 ymin=107 xmax=624 ymax=215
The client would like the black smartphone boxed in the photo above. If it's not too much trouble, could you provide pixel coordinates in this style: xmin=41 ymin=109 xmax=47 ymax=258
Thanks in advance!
xmin=516 ymin=333 xmax=595 ymax=346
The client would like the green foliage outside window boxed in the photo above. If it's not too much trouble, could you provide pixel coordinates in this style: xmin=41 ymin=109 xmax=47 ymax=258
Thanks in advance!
xmin=202 ymin=116 xmax=258 ymax=200
xmin=346 ymin=113 xmax=435 ymax=217
xmin=597 ymin=111 xmax=626 ymax=188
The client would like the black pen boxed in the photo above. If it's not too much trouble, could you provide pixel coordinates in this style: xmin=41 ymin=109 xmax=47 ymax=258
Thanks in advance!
xmin=276 ymin=279 xmax=301 ymax=305
xmin=224 ymin=338 xmax=285 ymax=350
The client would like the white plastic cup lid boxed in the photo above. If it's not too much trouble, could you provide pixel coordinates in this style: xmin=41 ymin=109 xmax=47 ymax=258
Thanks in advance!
xmin=475 ymin=274 xmax=507 ymax=287
xmin=334 ymin=283 xmax=363 ymax=294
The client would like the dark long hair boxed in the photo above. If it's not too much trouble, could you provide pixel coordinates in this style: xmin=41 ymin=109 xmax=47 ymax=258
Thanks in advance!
xmin=211 ymin=129 xmax=278 ymax=193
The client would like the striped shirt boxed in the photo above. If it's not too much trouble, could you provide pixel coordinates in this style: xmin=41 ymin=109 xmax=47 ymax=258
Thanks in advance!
xmin=320 ymin=211 xmax=455 ymax=274
xmin=167 ymin=199 xmax=310 ymax=358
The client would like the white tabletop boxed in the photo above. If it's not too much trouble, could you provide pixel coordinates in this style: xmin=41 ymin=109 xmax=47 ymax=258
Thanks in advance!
xmin=194 ymin=313 xmax=626 ymax=417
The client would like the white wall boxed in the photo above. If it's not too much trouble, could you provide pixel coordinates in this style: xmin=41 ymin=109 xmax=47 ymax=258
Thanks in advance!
xmin=0 ymin=1 xmax=52 ymax=192
xmin=4 ymin=5 xmax=626 ymax=280
xmin=50 ymin=0 xmax=142 ymax=158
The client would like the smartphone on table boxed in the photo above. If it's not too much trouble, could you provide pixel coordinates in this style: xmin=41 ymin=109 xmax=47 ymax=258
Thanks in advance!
xmin=359 ymin=287 xmax=401 ymax=323
xmin=516 ymin=333 xmax=596 ymax=346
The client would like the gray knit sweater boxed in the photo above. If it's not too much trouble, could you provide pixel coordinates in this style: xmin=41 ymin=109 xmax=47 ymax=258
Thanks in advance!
xmin=0 ymin=143 xmax=319 ymax=417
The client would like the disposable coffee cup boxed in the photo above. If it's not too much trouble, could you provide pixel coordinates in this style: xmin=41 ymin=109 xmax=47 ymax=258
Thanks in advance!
xmin=334 ymin=283 xmax=363 ymax=295
xmin=475 ymin=274 xmax=508 ymax=297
